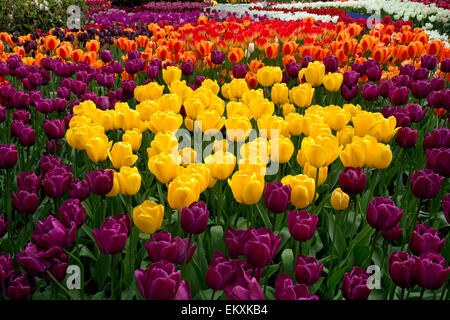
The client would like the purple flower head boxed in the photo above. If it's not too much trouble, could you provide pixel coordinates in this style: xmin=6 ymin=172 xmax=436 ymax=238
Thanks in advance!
xmin=145 ymin=231 xmax=196 ymax=265
xmin=264 ymin=182 xmax=291 ymax=214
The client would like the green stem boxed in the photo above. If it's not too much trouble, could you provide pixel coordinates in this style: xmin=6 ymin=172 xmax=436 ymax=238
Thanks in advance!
xmin=217 ymin=181 xmax=223 ymax=225
xmin=272 ymin=213 xmax=277 ymax=232
xmin=211 ymin=290 xmax=216 ymax=300
xmin=46 ymin=270 xmax=75 ymax=300
xmin=100 ymin=195 xmax=105 ymax=228
xmin=183 ymin=233 xmax=193 ymax=266
xmin=311 ymin=167 xmax=319 ymax=213
xmin=409 ymin=199 xmax=422 ymax=243
xmin=110 ymin=254 xmax=115 ymax=300
xmin=419 ymin=287 xmax=425 ymax=300
xmin=367 ymin=230 xmax=379 ymax=267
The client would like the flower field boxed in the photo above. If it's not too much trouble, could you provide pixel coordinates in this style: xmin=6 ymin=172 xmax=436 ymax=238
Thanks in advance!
xmin=0 ymin=0 xmax=449 ymax=301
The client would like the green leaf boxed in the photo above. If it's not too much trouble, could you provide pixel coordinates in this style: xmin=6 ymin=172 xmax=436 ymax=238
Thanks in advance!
xmin=93 ymin=254 xmax=111 ymax=290
xmin=210 ymin=225 xmax=226 ymax=254
xmin=79 ymin=245 xmax=96 ymax=260
xmin=280 ymin=249 xmax=294 ymax=278
xmin=327 ymin=268 xmax=347 ymax=299
xmin=255 ymin=203 xmax=272 ymax=229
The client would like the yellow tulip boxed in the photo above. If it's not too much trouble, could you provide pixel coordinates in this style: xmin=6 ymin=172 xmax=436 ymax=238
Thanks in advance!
xmin=249 ymin=97 xmax=275 ymax=120
xmin=339 ymin=142 xmax=366 ymax=167
xmin=257 ymin=66 xmax=282 ymax=87
xmin=179 ymin=147 xmax=197 ymax=166
xmin=225 ymin=115 xmax=252 ymax=142
xmin=182 ymin=164 xmax=211 ymax=192
xmin=204 ymin=151 xmax=236 ymax=180
xmin=302 ymin=143 xmax=328 ymax=168
xmin=270 ymin=135 xmax=294 ymax=163
xmin=238 ymin=157 xmax=267 ymax=176
xmin=331 ymin=188 xmax=350 ymax=211
xmin=281 ymin=174 xmax=316 ymax=209
xmin=117 ymin=166 xmax=141 ymax=196
xmin=303 ymin=162 xmax=328 ymax=186
xmin=167 ymin=175 xmax=201 ymax=211
xmin=169 ymin=80 xmax=193 ymax=102
xmin=108 ymin=142 xmax=138 ymax=169
xmin=371 ymin=143 xmax=392 ymax=169
xmin=221 ymin=82 xmax=231 ymax=100
xmin=213 ymin=139 xmax=229 ymax=153
xmin=92 ymin=110 xmax=114 ymax=131
xmin=343 ymin=103 xmax=362 ymax=118
xmin=162 ymin=66 xmax=182 ymax=85
xmin=147 ymin=132 xmax=178 ymax=158
xmin=282 ymin=103 xmax=296 ymax=117
xmin=191 ymin=87 xmax=213 ymax=107
xmin=148 ymin=153 xmax=180 ymax=184
xmin=242 ymin=89 xmax=264 ymax=105
xmin=324 ymin=106 xmax=351 ymax=131
xmin=122 ymin=129 xmax=142 ymax=152
xmin=323 ymin=72 xmax=343 ymax=92
xmin=304 ymin=61 xmax=325 ymax=87
xmin=73 ymin=100 xmax=97 ymax=116
xmin=158 ymin=93 xmax=182 ymax=114
xmin=137 ymin=98 xmax=160 ymax=121
xmin=184 ymin=97 xmax=206 ymax=120
xmin=271 ymin=83 xmax=289 ymax=104
xmin=367 ymin=116 xmax=399 ymax=143
xmin=296 ymin=149 xmax=308 ymax=168
xmin=229 ymin=78 xmax=249 ymax=101
xmin=289 ymin=83 xmax=315 ymax=108
xmin=195 ymin=109 xmax=226 ymax=134
xmin=227 ymin=101 xmax=251 ymax=119
xmin=68 ymin=115 xmax=91 ymax=128
xmin=257 ymin=114 xmax=289 ymax=139
xmin=106 ymin=169 xmax=120 ymax=197
xmin=336 ymin=126 xmax=355 ymax=145
xmin=228 ymin=169 xmax=265 ymax=205
xmin=134 ymin=82 xmax=164 ymax=102
xmin=352 ymin=111 xmax=384 ymax=137
xmin=147 ymin=110 xmax=183 ymax=134
xmin=85 ymin=135 xmax=111 ymax=163
xmin=133 ymin=200 xmax=164 ymax=234
xmin=285 ymin=112 xmax=303 ymax=136
xmin=240 ymin=138 xmax=271 ymax=164
xmin=66 ymin=125 xmax=104 ymax=151
xmin=201 ymin=79 xmax=220 ymax=95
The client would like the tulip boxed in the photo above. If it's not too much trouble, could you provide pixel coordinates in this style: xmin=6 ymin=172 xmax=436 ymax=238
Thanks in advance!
xmin=366 ymin=197 xmax=403 ymax=231
xmin=204 ymin=151 xmax=236 ymax=181
xmin=440 ymin=58 xmax=450 ymax=73
xmin=413 ymin=252 xmax=450 ymax=290
xmin=365 ymin=64 xmax=382 ymax=82
xmin=43 ymin=167 xmax=73 ymax=199
xmin=0 ymin=253 xmax=13 ymax=285
xmin=12 ymin=190 xmax=39 ymax=215
xmin=275 ymin=273 xmax=319 ymax=300
xmin=342 ymin=266 xmax=371 ymax=300
xmin=331 ymin=188 xmax=350 ymax=211
xmin=135 ymin=260 xmax=191 ymax=300
xmin=411 ymin=80 xmax=430 ymax=99
xmin=68 ymin=179 xmax=90 ymax=202
xmin=180 ymin=201 xmax=209 ymax=235
xmin=107 ymin=142 xmax=138 ymax=169
xmin=404 ymin=103 xmax=428 ymax=122
xmin=232 ymin=64 xmax=247 ymax=79
xmin=420 ymin=55 xmax=437 ymax=70
xmin=343 ymin=71 xmax=359 ymax=87
xmin=32 ymin=215 xmax=76 ymax=250
xmin=341 ymin=84 xmax=360 ymax=101
xmin=225 ymin=228 xmax=248 ymax=258
xmin=413 ymin=68 xmax=429 ymax=81
xmin=162 ymin=66 xmax=182 ymax=85
xmin=443 ymin=194 xmax=450 ymax=224
xmin=224 ymin=268 xmax=264 ymax=300
xmin=59 ymin=199 xmax=86 ymax=229
xmin=16 ymin=172 xmax=41 ymax=193
xmin=85 ymin=169 xmax=114 ymax=196
xmin=99 ymin=50 xmax=112 ymax=63
xmin=2 ymin=270 xmax=37 ymax=300
xmin=0 ymin=144 xmax=18 ymax=169
xmin=430 ymin=78 xmax=445 ymax=92
xmin=361 ymin=83 xmax=379 ymax=101
xmin=409 ymin=224 xmax=445 ymax=256
xmin=206 ymin=252 xmax=253 ymax=291
xmin=423 ymin=127 xmax=450 ymax=150
xmin=410 ymin=169 xmax=444 ymax=199
xmin=389 ymin=252 xmax=415 ymax=289
xmin=0 ymin=213 xmax=10 ymax=238
xmin=93 ymin=213 xmax=131 ymax=255
xmin=382 ymin=223 xmax=403 ymax=242
xmin=242 ymin=227 xmax=281 ymax=268
xmin=323 ymin=56 xmax=338 ymax=74
xmin=264 ymin=182 xmax=291 ymax=214
xmin=145 ymin=231 xmax=196 ymax=265
xmin=133 ymin=200 xmax=164 ymax=235
xmin=228 ymin=170 xmax=265 ymax=205
xmin=389 ymin=86 xmax=409 ymax=106
xmin=271 ymin=83 xmax=289 ymax=104
xmin=167 ymin=175 xmax=201 ymax=211
xmin=426 ymin=148 xmax=450 ymax=177
xmin=117 ymin=166 xmax=141 ymax=196
xmin=210 ymin=50 xmax=225 ymax=65
xmin=288 ymin=210 xmax=318 ymax=242
xmin=180 ymin=61 xmax=194 ymax=76
xmin=304 ymin=61 xmax=325 ymax=87
xmin=282 ymin=174 xmax=316 ymax=209
xmin=339 ymin=167 xmax=367 ymax=195
xmin=323 ymin=72 xmax=343 ymax=92
xmin=134 ymin=83 xmax=164 ymax=102
xmin=295 ymin=255 xmax=323 ymax=286
xmin=148 ymin=153 xmax=180 ymax=184
xmin=286 ymin=62 xmax=300 ymax=79
xmin=257 ymin=66 xmax=282 ymax=87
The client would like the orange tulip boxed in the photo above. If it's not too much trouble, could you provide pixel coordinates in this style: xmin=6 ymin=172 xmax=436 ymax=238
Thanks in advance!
xmin=227 ymin=47 xmax=245 ymax=64
xmin=245 ymin=72 xmax=258 ymax=89
xmin=265 ymin=43 xmax=279 ymax=59
xmin=56 ymin=45 xmax=72 ymax=60
xmin=282 ymin=41 xmax=298 ymax=56
xmin=282 ymin=55 xmax=296 ymax=69
xmin=136 ymin=35 xmax=149 ymax=48
xmin=44 ymin=36 xmax=60 ymax=51
xmin=426 ymin=40 xmax=444 ymax=56
xmin=249 ymin=59 xmax=264 ymax=74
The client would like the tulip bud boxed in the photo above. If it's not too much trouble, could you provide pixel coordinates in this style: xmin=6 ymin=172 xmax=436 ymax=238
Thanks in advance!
xmin=242 ymin=227 xmax=281 ymax=268
xmin=339 ymin=167 xmax=367 ymax=195
xmin=366 ymin=197 xmax=403 ymax=231
xmin=133 ymin=200 xmax=164 ymax=235
xmin=0 ymin=144 xmax=18 ymax=169
xmin=224 ymin=268 xmax=264 ymax=300
xmin=93 ymin=213 xmax=131 ymax=255
xmin=410 ymin=169 xmax=444 ymax=199
xmin=426 ymin=148 xmax=450 ymax=178
xmin=342 ymin=266 xmax=371 ymax=300
xmin=389 ymin=251 xmax=415 ymax=289
xmin=409 ymin=224 xmax=445 ymax=256
xmin=413 ymin=252 xmax=449 ymax=290
xmin=295 ymin=254 xmax=323 ymax=285
xmin=275 ymin=273 xmax=319 ymax=300
xmin=180 ymin=201 xmax=209 ymax=235
xmin=2 ymin=270 xmax=37 ymax=300
xmin=264 ymin=182 xmax=291 ymax=214
xmin=85 ymin=169 xmax=114 ymax=196
xmin=59 ymin=199 xmax=86 ymax=229
xmin=382 ymin=223 xmax=403 ymax=242
xmin=145 ymin=231 xmax=196 ymax=265
xmin=331 ymin=188 xmax=350 ymax=211
xmin=288 ymin=210 xmax=318 ymax=242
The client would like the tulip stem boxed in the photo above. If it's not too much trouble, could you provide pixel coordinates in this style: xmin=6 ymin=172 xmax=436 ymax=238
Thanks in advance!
xmin=100 ymin=195 xmax=106 ymax=227
xmin=46 ymin=270 xmax=75 ymax=300
xmin=210 ymin=290 xmax=216 ymax=300
xmin=272 ymin=213 xmax=277 ymax=232
xmin=409 ymin=198 xmax=422 ymax=244
xmin=367 ymin=230 xmax=379 ymax=267
xmin=400 ymin=288 xmax=405 ymax=300
xmin=419 ymin=287 xmax=425 ymax=300
xmin=110 ymin=254 xmax=115 ymax=300
xmin=312 ymin=167 xmax=320 ymax=214
xmin=183 ymin=233 xmax=193 ymax=267
xmin=216 ymin=181 xmax=223 ymax=225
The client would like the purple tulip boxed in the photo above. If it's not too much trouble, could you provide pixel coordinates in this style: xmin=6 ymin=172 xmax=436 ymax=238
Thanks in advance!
xmin=288 ymin=210 xmax=318 ymax=242
xmin=68 ymin=179 xmax=90 ymax=202
xmin=17 ymin=124 xmax=36 ymax=147
xmin=411 ymin=80 xmax=429 ymax=99
xmin=12 ymin=190 xmax=39 ymax=215
xmin=404 ymin=103 xmax=428 ymax=122
xmin=341 ymin=84 xmax=360 ymax=101
xmin=232 ymin=64 xmax=247 ymax=79
xmin=135 ymin=260 xmax=191 ymax=300
xmin=396 ymin=127 xmax=418 ymax=148
xmin=195 ymin=76 xmax=206 ymax=86
xmin=409 ymin=224 xmax=445 ymax=256
xmin=96 ymin=73 xmax=115 ymax=88
xmin=210 ymin=50 xmax=226 ymax=65
xmin=413 ymin=251 xmax=449 ymax=290
xmin=11 ymin=91 xmax=29 ymax=109
xmin=32 ymin=215 xmax=76 ymax=250
xmin=426 ymin=148 xmax=450 ymax=177
xmin=125 ymin=58 xmax=145 ymax=74
xmin=146 ymin=65 xmax=159 ymax=79
xmin=180 ymin=201 xmax=209 ymax=235
xmin=242 ymin=227 xmax=281 ymax=268
xmin=2 ymin=270 xmax=37 ymax=300
xmin=122 ymin=80 xmax=136 ymax=94
xmin=39 ymin=155 xmax=62 ymax=174
xmin=224 ymin=268 xmax=264 ymax=300
xmin=421 ymin=55 xmax=438 ymax=70
xmin=429 ymin=77 xmax=445 ymax=92
xmin=366 ymin=197 xmax=403 ymax=231
xmin=393 ymin=75 xmax=412 ymax=88
xmin=35 ymin=98 xmax=54 ymax=114
xmin=427 ymin=90 xmax=444 ymax=108
xmin=57 ymin=87 xmax=71 ymax=100
xmin=323 ymin=56 xmax=338 ymax=74
xmin=0 ymin=213 xmax=10 ymax=238
xmin=423 ymin=127 xmax=450 ymax=150
xmin=410 ymin=169 xmax=444 ymax=199
xmin=145 ymin=231 xmax=196 ymax=265
xmin=379 ymin=79 xmax=394 ymax=98
xmin=440 ymin=58 xmax=450 ymax=73
xmin=301 ymin=56 xmax=315 ymax=69
xmin=339 ymin=167 xmax=367 ymax=195
xmin=295 ymin=254 xmax=323 ymax=285
xmin=413 ymin=68 xmax=429 ymax=81
xmin=0 ymin=105 xmax=5 ymax=122
xmin=286 ymin=62 xmax=300 ymax=79
xmin=275 ymin=273 xmax=319 ymax=300
xmin=12 ymin=110 xmax=30 ymax=123
xmin=16 ymin=172 xmax=41 ymax=193
xmin=389 ymin=251 xmax=415 ymax=289
xmin=382 ymin=223 xmax=403 ymax=242
xmin=0 ymin=144 xmax=18 ymax=169
xmin=59 ymin=199 xmax=87 ymax=229
xmin=43 ymin=167 xmax=73 ymax=198
xmin=389 ymin=86 xmax=409 ymax=106
xmin=43 ymin=119 xmax=65 ymax=140
xmin=85 ymin=169 xmax=114 ymax=196
xmin=53 ymin=98 xmax=67 ymax=113
xmin=342 ymin=266 xmax=371 ymax=300
xmin=99 ymin=50 xmax=113 ymax=63
xmin=205 ymin=251 xmax=253 ymax=291
xmin=225 ymin=228 xmax=248 ymax=258
xmin=0 ymin=253 xmax=13 ymax=285
xmin=180 ymin=61 xmax=194 ymax=76
xmin=351 ymin=63 xmax=364 ymax=77
xmin=93 ymin=213 xmax=131 ymax=255
xmin=442 ymin=194 xmax=450 ymax=224
xmin=343 ymin=71 xmax=360 ymax=87
xmin=0 ymin=62 xmax=10 ymax=76
xmin=264 ymin=182 xmax=291 ymax=214
xmin=365 ymin=65 xmax=382 ymax=82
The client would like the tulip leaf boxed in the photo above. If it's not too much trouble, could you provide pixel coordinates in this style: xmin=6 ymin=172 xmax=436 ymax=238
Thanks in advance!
xmin=79 ymin=245 xmax=96 ymax=260
xmin=261 ymin=264 xmax=280 ymax=284
xmin=93 ymin=253 xmax=110 ymax=290
xmin=309 ymin=277 xmax=324 ymax=295
xmin=326 ymin=267 xmax=347 ymax=299
xmin=280 ymin=249 xmax=294 ymax=277
xmin=210 ymin=225 xmax=226 ymax=254
xmin=255 ymin=203 xmax=272 ymax=229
